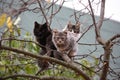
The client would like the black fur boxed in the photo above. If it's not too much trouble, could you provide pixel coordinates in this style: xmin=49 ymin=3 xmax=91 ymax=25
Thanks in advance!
xmin=33 ymin=21 xmax=63 ymax=74
xmin=34 ymin=22 xmax=51 ymax=46
xmin=34 ymin=21 xmax=56 ymax=54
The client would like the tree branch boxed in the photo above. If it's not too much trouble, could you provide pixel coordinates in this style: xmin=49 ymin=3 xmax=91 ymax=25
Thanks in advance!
xmin=108 ymin=34 xmax=120 ymax=42
xmin=77 ymin=24 xmax=93 ymax=42
xmin=2 ymin=74 xmax=74 ymax=80
xmin=0 ymin=45 xmax=91 ymax=80
xmin=49 ymin=1 xmax=64 ymax=25
xmin=97 ymin=0 xmax=106 ymax=29
xmin=88 ymin=0 xmax=106 ymax=45
xmin=100 ymin=34 xmax=120 ymax=80
xmin=88 ymin=0 xmax=114 ymax=80
xmin=37 ymin=0 xmax=51 ymax=31
xmin=100 ymin=44 xmax=111 ymax=80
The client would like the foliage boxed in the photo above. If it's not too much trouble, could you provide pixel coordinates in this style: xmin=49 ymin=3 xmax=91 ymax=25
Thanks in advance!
xmin=0 ymin=13 xmax=7 ymax=27
xmin=0 ymin=13 xmax=99 ymax=80
xmin=0 ymin=14 xmax=39 ymax=78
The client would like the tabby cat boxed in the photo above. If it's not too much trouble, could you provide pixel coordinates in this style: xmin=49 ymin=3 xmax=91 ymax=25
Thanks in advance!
xmin=52 ymin=29 xmax=77 ymax=59
xmin=52 ymin=21 xmax=81 ymax=59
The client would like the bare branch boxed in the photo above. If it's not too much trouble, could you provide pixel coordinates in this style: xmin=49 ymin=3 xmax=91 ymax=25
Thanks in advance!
xmin=77 ymin=24 xmax=93 ymax=42
xmin=78 ymin=42 xmax=99 ymax=46
xmin=87 ymin=0 xmax=115 ymax=79
xmin=99 ymin=35 xmax=120 ymax=80
xmin=100 ymin=45 xmax=111 ymax=80
xmin=0 ymin=45 xmax=91 ymax=80
xmin=3 ymin=74 xmax=74 ymax=80
xmin=36 ymin=0 xmax=51 ymax=30
xmin=108 ymin=34 xmax=120 ymax=42
xmin=37 ymin=0 xmax=48 ymax=23
xmin=49 ymin=0 xmax=64 ymax=25
xmin=0 ymin=38 xmax=46 ymax=50
xmin=88 ymin=0 xmax=106 ymax=45
xmin=97 ymin=0 xmax=106 ymax=29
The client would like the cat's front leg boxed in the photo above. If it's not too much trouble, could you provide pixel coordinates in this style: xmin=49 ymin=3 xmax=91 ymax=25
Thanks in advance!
xmin=61 ymin=53 xmax=71 ymax=62
xmin=68 ymin=50 xmax=77 ymax=60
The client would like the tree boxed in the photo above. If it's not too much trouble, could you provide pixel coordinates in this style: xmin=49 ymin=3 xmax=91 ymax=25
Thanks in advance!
xmin=0 ymin=0 xmax=120 ymax=80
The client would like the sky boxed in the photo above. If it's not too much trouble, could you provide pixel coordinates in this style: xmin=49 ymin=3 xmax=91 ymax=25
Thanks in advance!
xmin=49 ymin=0 xmax=120 ymax=22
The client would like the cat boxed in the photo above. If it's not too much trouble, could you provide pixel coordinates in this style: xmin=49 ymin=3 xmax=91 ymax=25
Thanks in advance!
xmin=63 ymin=21 xmax=81 ymax=42
xmin=33 ymin=21 xmax=63 ymax=74
xmin=52 ymin=29 xmax=78 ymax=59
xmin=63 ymin=21 xmax=80 ymax=33
xmin=52 ymin=21 xmax=81 ymax=59
xmin=34 ymin=21 xmax=51 ymax=47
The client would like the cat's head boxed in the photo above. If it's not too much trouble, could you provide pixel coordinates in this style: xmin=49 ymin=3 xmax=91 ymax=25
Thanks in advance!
xmin=73 ymin=22 xmax=80 ymax=33
xmin=53 ymin=29 xmax=67 ymax=46
xmin=67 ymin=21 xmax=73 ymax=32
xmin=33 ymin=21 xmax=50 ymax=37
xmin=67 ymin=21 xmax=80 ymax=33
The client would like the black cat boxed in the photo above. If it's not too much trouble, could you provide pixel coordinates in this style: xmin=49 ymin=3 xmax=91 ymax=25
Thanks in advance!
xmin=34 ymin=22 xmax=51 ymax=47
xmin=33 ymin=21 xmax=63 ymax=74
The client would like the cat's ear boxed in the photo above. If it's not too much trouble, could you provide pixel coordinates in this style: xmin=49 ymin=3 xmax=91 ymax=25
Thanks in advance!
xmin=76 ymin=22 xmax=80 ymax=26
xmin=63 ymin=30 xmax=67 ymax=35
xmin=52 ymin=29 xmax=58 ymax=34
xmin=43 ymin=22 xmax=51 ymax=31
xmin=67 ymin=21 xmax=72 ymax=27
xmin=34 ymin=21 xmax=40 ymax=27
xmin=76 ymin=22 xmax=80 ymax=27
xmin=43 ymin=22 xmax=48 ymax=28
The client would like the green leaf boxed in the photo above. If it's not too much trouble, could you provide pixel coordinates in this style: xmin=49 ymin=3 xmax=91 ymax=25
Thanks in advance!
xmin=18 ymin=70 xmax=26 ymax=74
xmin=13 ymin=59 xmax=21 ymax=65
xmin=25 ymin=64 xmax=37 ymax=74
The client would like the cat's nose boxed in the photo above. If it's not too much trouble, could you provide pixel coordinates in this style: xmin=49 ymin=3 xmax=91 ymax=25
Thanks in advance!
xmin=59 ymin=39 xmax=63 ymax=43
xmin=59 ymin=41 xmax=62 ymax=43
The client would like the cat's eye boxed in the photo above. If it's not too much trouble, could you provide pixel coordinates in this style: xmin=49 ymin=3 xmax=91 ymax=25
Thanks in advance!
xmin=61 ymin=37 xmax=65 ymax=40
xmin=68 ymin=29 xmax=72 ymax=31
xmin=74 ymin=29 xmax=79 ymax=33
xmin=54 ymin=36 xmax=59 ymax=39
xmin=57 ymin=37 xmax=59 ymax=39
